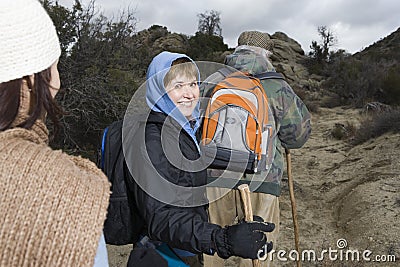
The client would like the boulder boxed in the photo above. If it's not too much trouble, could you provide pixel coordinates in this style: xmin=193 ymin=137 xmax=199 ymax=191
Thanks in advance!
xmin=269 ymin=32 xmax=311 ymax=90
xmin=152 ymin=33 xmax=188 ymax=54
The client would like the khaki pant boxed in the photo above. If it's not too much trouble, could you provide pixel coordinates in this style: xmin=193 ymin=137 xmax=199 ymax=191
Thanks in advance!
xmin=204 ymin=188 xmax=279 ymax=267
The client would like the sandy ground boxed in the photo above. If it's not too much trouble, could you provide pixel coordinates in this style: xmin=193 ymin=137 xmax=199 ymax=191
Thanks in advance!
xmin=277 ymin=106 xmax=399 ymax=267
xmin=107 ymin=106 xmax=399 ymax=267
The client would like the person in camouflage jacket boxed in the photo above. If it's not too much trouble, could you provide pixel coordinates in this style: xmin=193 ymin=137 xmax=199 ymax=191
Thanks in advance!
xmin=203 ymin=31 xmax=311 ymax=267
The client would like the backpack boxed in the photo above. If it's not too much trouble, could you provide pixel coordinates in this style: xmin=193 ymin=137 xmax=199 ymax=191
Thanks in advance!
xmin=201 ymin=69 xmax=284 ymax=174
xmin=99 ymin=120 xmax=141 ymax=245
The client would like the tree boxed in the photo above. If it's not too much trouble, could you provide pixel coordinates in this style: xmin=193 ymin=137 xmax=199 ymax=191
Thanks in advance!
xmin=43 ymin=0 xmax=138 ymax=159
xmin=197 ymin=10 xmax=222 ymax=37
xmin=187 ymin=32 xmax=227 ymax=61
xmin=309 ymin=26 xmax=337 ymax=63
xmin=307 ymin=26 xmax=338 ymax=75
xmin=40 ymin=0 xmax=77 ymax=56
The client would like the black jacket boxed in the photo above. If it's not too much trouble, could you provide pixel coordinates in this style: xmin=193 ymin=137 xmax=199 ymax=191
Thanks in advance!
xmin=125 ymin=111 xmax=219 ymax=255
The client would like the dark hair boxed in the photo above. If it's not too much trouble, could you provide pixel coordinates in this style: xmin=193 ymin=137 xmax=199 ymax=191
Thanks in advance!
xmin=0 ymin=67 xmax=63 ymax=133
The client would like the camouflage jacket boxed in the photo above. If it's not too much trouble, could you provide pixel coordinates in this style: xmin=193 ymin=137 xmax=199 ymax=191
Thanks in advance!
xmin=202 ymin=45 xmax=311 ymax=196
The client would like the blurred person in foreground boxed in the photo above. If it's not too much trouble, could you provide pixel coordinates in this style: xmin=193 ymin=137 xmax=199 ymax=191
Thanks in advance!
xmin=0 ymin=1 xmax=110 ymax=266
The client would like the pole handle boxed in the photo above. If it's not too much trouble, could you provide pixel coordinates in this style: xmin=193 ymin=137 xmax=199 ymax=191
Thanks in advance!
xmin=238 ymin=184 xmax=261 ymax=267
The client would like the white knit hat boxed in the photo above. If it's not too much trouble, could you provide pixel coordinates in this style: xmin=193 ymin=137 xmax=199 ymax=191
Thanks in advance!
xmin=0 ymin=0 xmax=61 ymax=83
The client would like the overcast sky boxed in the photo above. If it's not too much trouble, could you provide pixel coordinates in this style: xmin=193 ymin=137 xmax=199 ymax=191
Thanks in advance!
xmin=58 ymin=0 xmax=400 ymax=54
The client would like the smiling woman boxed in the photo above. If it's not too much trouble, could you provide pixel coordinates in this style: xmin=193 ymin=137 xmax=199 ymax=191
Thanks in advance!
xmin=164 ymin=58 xmax=200 ymax=119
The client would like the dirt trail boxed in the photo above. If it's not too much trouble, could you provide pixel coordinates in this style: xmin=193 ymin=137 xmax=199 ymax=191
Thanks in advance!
xmin=107 ymin=106 xmax=400 ymax=266
xmin=278 ymin=106 xmax=399 ymax=266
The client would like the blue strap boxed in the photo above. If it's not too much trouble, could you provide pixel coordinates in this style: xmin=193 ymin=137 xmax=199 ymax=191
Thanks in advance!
xmin=100 ymin=127 xmax=109 ymax=171
xmin=172 ymin=248 xmax=195 ymax=257
xmin=155 ymin=244 xmax=189 ymax=267
xmin=136 ymin=236 xmax=191 ymax=267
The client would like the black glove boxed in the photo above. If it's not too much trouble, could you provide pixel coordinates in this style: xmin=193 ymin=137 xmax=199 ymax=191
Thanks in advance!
xmin=212 ymin=218 xmax=275 ymax=259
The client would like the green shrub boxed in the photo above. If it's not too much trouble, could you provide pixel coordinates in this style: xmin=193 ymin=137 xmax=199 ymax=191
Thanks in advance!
xmin=382 ymin=66 xmax=400 ymax=105
xmin=187 ymin=32 xmax=228 ymax=61
xmin=330 ymin=122 xmax=356 ymax=140
xmin=351 ymin=109 xmax=400 ymax=145
xmin=305 ymin=101 xmax=320 ymax=114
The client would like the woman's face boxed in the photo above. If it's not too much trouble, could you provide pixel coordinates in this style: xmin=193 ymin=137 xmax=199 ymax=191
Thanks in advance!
xmin=165 ymin=74 xmax=199 ymax=119
xmin=49 ymin=60 xmax=60 ymax=98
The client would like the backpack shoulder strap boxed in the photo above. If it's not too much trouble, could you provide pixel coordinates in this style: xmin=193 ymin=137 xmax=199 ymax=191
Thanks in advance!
xmin=217 ymin=67 xmax=235 ymax=78
xmin=219 ymin=69 xmax=285 ymax=81
xmin=100 ymin=126 xmax=110 ymax=171
xmin=254 ymin=71 xmax=285 ymax=80
xmin=200 ymin=67 xmax=233 ymax=103
xmin=100 ymin=120 xmax=123 ymax=175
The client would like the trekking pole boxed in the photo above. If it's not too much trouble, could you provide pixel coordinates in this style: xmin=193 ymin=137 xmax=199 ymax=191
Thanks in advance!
xmin=238 ymin=184 xmax=261 ymax=267
xmin=285 ymin=148 xmax=301 ymax=267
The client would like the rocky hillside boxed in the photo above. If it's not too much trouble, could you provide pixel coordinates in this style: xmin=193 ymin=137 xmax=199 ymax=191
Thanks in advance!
xmin=355 ymin=27 xmax=400 ymax=61
xmin=132 ymin=26 xmax=314 ymax=91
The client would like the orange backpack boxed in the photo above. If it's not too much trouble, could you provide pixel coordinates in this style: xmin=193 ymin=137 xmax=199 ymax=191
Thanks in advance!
xmin=201 ymin=70 xmax=283 ymax=173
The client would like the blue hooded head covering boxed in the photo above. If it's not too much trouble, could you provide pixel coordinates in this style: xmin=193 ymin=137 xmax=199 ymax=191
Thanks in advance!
xmin=146 ymin=51 xmax=201 ymax=151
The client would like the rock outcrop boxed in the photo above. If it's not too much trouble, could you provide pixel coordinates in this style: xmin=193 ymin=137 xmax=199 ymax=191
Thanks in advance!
xmin=134 ymin=26 xmax=321 ymax=90
xmin=152 ymin=33 xmax=188 ymax=54
xmin=269 ymin=32 xmax=319 ymax=90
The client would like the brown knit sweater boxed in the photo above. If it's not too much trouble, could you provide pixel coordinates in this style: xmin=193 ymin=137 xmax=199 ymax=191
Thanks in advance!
xmin=0 ymin=120 xmax=110 ymax=266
